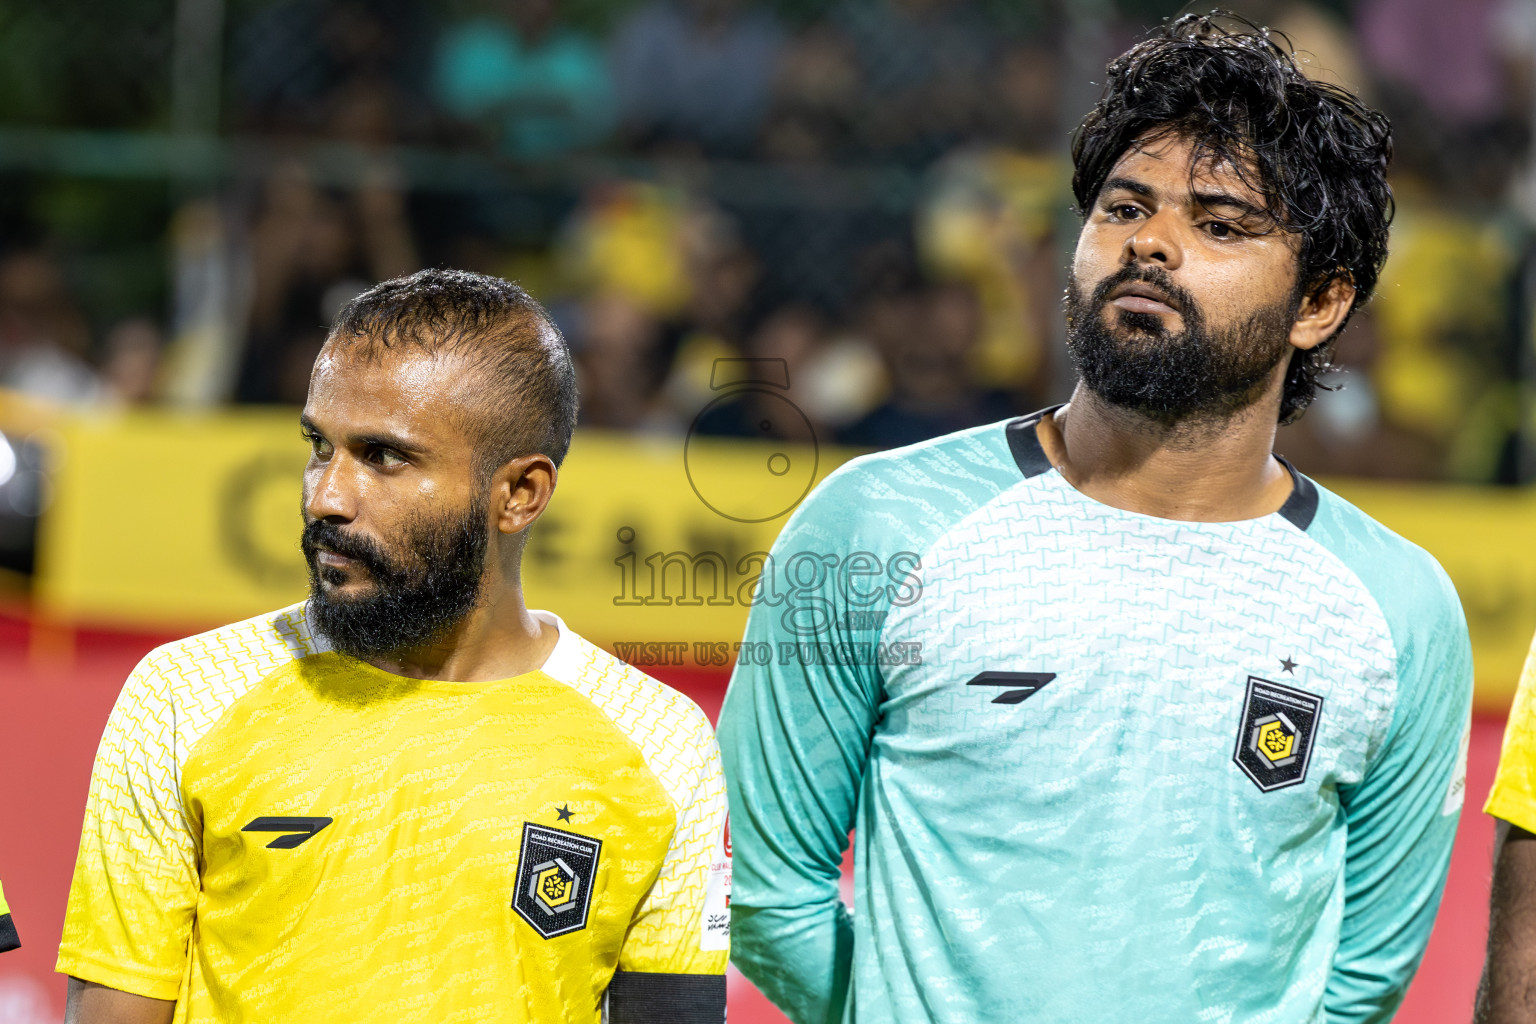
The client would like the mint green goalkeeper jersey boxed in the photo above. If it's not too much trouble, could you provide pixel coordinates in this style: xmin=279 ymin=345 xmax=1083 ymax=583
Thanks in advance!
xmin=717 ymin=410 xmax=1473 ymax=1024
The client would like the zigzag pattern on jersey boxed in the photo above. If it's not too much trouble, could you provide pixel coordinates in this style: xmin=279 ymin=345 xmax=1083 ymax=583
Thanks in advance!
xmin=783 ymin=420 xmax=1025 ymax=562
xmin=891 ymin=472 xmax=1399 ymax=768
xmin=80 ymin=604 xmax=316 ymax=886
xmin=866 ymin=471 xmax=1399 ymax=1024
xmin=542 ymin=635 xmax=725 ymax=969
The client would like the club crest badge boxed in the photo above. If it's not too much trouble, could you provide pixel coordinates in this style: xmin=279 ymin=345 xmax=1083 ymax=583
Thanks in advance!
xmin=1233 ymin=676 xmax=1324 ymax=792
xmin=512 ymin=823 xmax=602 ymax=939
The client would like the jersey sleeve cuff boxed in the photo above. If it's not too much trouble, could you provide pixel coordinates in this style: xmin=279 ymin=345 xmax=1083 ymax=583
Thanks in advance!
xmin=1484 ymin=782 xmax=1536 ymax=835
xmin=55 ymin=949 xmax=182 ymax=1002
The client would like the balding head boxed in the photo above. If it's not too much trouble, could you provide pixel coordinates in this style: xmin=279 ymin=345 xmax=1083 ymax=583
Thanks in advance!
xmin=326 ymin=268 xmax=578 ymax=477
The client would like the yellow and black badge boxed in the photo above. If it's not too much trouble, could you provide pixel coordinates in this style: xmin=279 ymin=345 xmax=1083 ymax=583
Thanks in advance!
xmin=1233 ymin=676 xmax=1324 ymax=792
xmin=512 ymin=823 xmax=602 ymax=939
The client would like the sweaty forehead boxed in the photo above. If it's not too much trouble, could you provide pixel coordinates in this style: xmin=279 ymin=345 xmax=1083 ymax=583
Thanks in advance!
xmin=305 ymin=342 xmax=484 ymax=446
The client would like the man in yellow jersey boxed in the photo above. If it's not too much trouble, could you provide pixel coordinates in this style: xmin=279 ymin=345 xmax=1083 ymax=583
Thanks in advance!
xmin=0 ymin=877 xmax=18 ymax=953
xmin=57 ymin=269 xmax=729 ymax=1023
xmin=1479 ymin=633 xmax=1536 ymax=1021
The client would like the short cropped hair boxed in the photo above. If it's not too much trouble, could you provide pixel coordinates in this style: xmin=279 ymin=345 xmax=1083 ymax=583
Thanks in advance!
xmin=1071 ymin=12 xmax=1394 ymax=423
xmin=329 ymin=268 xmax=578 ymax=473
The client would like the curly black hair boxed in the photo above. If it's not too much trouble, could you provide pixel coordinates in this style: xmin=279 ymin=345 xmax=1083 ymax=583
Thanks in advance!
xmin=1071 ymin=11 xmax=1393 ymax=423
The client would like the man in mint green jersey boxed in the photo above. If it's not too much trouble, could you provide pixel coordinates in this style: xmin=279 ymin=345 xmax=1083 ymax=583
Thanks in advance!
xmin=718 ymin=13 xmax=1472 ymax=1024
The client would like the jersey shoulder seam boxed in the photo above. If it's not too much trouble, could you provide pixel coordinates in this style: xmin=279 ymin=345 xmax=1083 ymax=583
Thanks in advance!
xmin=536 ymin=632 xmax=713 ymax=820
xmin=1292 ymin=484 xmax=1456 ymax=638
xmin=127 ymin=603 xmax=316 ymax=801
xmin=1281 ymin=489 xmax=1456 ymax=768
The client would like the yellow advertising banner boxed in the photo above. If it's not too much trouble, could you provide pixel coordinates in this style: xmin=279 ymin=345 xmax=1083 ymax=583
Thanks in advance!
xmin=1316 ymin=481 xmax=1536 ymax=712
xmin=34 ymin=409 xmax=838 ymax=658
xmin=31 ymin=408 xmax=1536 ymax=710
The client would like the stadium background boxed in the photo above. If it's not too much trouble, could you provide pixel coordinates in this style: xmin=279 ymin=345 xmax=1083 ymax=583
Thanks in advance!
xmin=0 ymin=0 xmax=1531 ymax=1019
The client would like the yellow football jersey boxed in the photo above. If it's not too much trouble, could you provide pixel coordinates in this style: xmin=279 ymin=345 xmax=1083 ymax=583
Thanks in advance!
xmin=1489 ymin=629 xmax=1536 ymax=833
xmin=0 ymin=877 xmax=18 ymax=952
xmin=57 ymin=604 xmax=729 ymax=1022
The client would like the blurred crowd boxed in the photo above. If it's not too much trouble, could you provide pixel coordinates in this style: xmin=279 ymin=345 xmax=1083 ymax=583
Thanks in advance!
xmin=1 ymin=0 xmax=1535 ymax=481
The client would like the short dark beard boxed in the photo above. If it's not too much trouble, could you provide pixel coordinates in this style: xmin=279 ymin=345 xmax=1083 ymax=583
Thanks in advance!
xmin=302 ymin=497 xmax=489 ymax=661
xmin=1064 ymin=265 xmax=1299 ymax=426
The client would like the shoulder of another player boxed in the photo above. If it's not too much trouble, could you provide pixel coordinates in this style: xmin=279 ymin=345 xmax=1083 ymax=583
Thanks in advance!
xmin=1486 ymin=634 xmax=1536 ymax=774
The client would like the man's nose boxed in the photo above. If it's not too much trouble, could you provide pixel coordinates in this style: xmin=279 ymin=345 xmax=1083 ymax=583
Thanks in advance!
xmin=1124 ymin=212 xmax=1183 ymax=272
xmin=303 ymin=456 xmax=356 ymax=523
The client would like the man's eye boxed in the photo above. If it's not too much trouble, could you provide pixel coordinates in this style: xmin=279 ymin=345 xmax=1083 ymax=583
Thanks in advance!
xmin=370 ymin=448 xmax=406 ymax=468
xmin=303 ymin=432 xmax=332 ymax=457
xmin=1206 ymin=221 xmax=1241 ymax=239
xmin=1109 ymin=204 xmax=1142 ymax=220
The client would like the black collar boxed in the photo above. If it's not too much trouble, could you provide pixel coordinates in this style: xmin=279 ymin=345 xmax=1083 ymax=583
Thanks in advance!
xmin=1004 ymin=408 xmax=1318 ymax=531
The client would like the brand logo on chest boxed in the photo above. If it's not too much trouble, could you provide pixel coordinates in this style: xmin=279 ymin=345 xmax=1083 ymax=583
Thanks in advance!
xmin=241 ymin=816 xmax=333 ymax=848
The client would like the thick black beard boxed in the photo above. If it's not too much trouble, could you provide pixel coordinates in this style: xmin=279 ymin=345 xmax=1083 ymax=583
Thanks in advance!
xmin=1064 ymin=265 xmax=1299 ymax=426
xmin=303 ymin=498 xmax=489 ymax=661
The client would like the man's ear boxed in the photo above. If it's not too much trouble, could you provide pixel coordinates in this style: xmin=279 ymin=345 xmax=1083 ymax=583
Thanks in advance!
xmin=1290 ymin=275 xmax=1356 ymax=352
xmin=490 ymin=454 xmax=558 ymax=536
